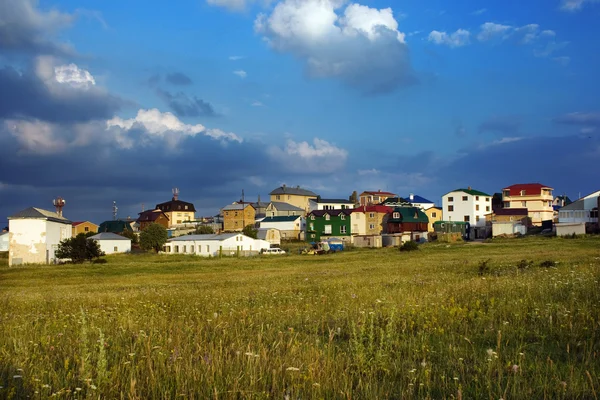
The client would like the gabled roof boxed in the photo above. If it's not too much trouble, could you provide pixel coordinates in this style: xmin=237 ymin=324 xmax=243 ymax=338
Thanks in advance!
xmin=445 ymin=188 xmax=491 ymax=197
xmin=502 ymin=183 xmax=552 ymax=196
xmin=270 ymin=185 xmax=318 ymax=197
xmin=90 ymin=232 xmax=131 ymax=241
xmin=360 ymin=190 xmax=397 ymax=196
xmin=405 ymin=195 xmax=434 ymax=204
xmin=98 ymin=220 xmax=133 ymax=233
xmin=560 ymin=199 xmax=585 ymax=211
xmin=8 ymin=207 xmax=71 ymax=224
xmin=261 ymin=216 xmax=303 ymax=223
xmin=311 ymin=198 xmax=354 ymax=204
xmin=308 ymin=209 xmax=353 ymax=217
xmin=269 ymin=202 xmax=304 ymax=212
xmin=388 ymin=207 xmax=429 ymax=224
xmin=351 ymin=205 xmax=393 ymax=214
xmin=137 ymin=209 xmax=169 ymax=222
xmin=222 ymin=203 xmax=255 ymax=211
xmin=156 ymin=198 xmax=196 ymax=212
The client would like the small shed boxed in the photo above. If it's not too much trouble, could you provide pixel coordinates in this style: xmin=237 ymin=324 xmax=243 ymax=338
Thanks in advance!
xmin=0 ymin=232 xmax=8 ymax=252
xmin=256 ymin=228 xmax=281 ymax=246
xmin=353 ymin=235 xmax=382 ymax=248
xmin=90 ymin=232 xmax=132 ymax=254
xmin=492 ymin=222 xmax=527 ymax=237
xmin=556 ymin=223 xmax=585 ymax=237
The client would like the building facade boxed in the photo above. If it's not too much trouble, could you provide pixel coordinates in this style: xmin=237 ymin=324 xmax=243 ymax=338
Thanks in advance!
xmin=424 ymin=207 xmax=443 ymax=232
xmin=502 ymin=183 xmax=554 ymax=226
xmin=259 ymin=216 xmax=305 ymax=240
xmin=405 ymin=194 xmax=436 ymax=210
xmin=442 ymin=188 xmax=492 ymax=228
xmin=72 ymin=221 xmax=99 ymax=236
xmin=163 ymin=233 xmax=270 ymax=257
xmin=351 ymin=205 xmax=392 ymax=236
xmin=359 ymin=190 xmax=397 ymax=206
xmin=137 ymin=209 xmax=170 ymax=230
xmin=222 ymin=204 xmax=256 ymax=232
xmin=306 ymin=209 xmax=352 ymax=242
xmin=90 ymin=232 xmax=132 ymax=254
xmin=309 ymin=198 xmax=355 ymax=212
xmin=269 ymin=185 xmax=318 ymax=214
xmin=386 ymin=207 xmax=429 ymax=240
xmin=155 ymin=195 xmax=196 ymax=227
xmin=265 ymin=202 xmax=305 ymax=217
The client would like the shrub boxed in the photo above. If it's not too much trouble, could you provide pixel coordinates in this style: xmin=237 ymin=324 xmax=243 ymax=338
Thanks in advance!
xmin=540 ymin=260 xmax=557 ymax=268
xmin=478 ymin=259 xmax=491 ymax=275
xmin=55 ymin=233 xmax=105 ymax=263
xmin=400 ymin=241 xmax=419 ymax=252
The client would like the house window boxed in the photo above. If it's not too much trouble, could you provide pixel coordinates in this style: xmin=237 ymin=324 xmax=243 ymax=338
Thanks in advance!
xmin=234 ymin=212 xmax=238 ymax=217
xmin=503 ymin=190 xmax=510 ymax=197
xmin=309 ymin=223 xmax=314 ymax=231
xmin=462 ymin=196 xmax=468 ymax=201
xmin=276 ymin=195 xmax=281 ymax=200
xmin=114 ymin=246 xmax=118 ymax=252
xmin=340 ymin=215 xmax=346 ymax=220
xmin=369 ymin=224 xmax=375 ymax=229
xmin=464 ymin=216 xmax=470 ymax=222
xmin=548 ymin=201 xmax=552 ymax=207
xmin=520 ymin=190 xmax=526 ymax=196
xmin=448 ymin=205 xmax=454 ymax=212
xmin=190 ymin=246 xmax=194 ymax=253
xmin=185 ymin=206 xmax=188 ymax=210
xmin=206 ymin=245 xmax=209 ymax=253
xmin=504 ymin=202 xmax=510 ymax=208
xmin=183 ymin=245 xmax=186 ymax=253
xmin=432 ymin=212 xmax=437 ymax=218
xmin=325 ymin=214 xmax=330 ymax=221
xmin=476 ymin=205 xmax=480 ymax=211
xmin=476 ymin=216 xmax=480 ymax=222
xmin=174 ymin=246 xmax=179 ymax=253
xmin=311 ymin=215 xmax=315 ymax=220
xmin=369 ymin=213 xmax=375 ymax=218
xmin=311 ymin=234 xmax=315 ymax=238
xmin=288 ymin=195 xmax=291 ymax=200
xmin=486 ymin=206 xmax=490 ymax=212
xmin=521 ymin=201 xmax=526 ymax=207
xmin=486 ymin=198 xmax=490 ymax=202
xmin=448 ymin=197 xmax=454 ymax=202
xmin=393 ymin=212 xmax=400 ymax=219
xmin=340 ymin=226 xmax=347 ymax=234
xmin=324 ymin=225 xmax=332 ymax=234
xmin=476 ymin=196 xmax=479 ymax=201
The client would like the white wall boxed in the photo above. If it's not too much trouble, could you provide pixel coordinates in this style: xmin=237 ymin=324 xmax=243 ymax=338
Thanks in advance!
xmin=350 ymin=212 xmax=367 ymax=236
xmin=96 ymin=239 xmax=131 ymax=255
xmin=165 ymin=234 xmax=270 ymax=257
xmin=442 ymin=191 xmax=491 ymax=227
xmin=556 ymin=223 xmax=586 ymax=237
xmin=8 ymin=219 xmax=71 ymax=265
xmin=0 ymin=233 xmax=8 ymax=252
xmin=260 ymin=218 xmax=304 ymax=232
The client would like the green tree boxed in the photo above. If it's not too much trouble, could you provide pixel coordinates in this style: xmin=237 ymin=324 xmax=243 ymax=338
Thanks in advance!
xmin=140 ymin=223 xmax=168 ymax=252
xmin=242 ymin=224 xmax=258 ymax=239
xmin=120 ymin=230 xmax=139 ymax=244
xmin=55 ymin=233 xmax=105 ymax=263
xmin=195 ymin=225 xmax=214 ymax=234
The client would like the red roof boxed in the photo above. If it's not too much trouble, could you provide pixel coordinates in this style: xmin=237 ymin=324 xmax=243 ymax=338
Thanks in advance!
xmin=351 ymin=205 xmax=393 ymax=214
xmin=503 ymin=183 xmax=552 ymax=196
xmin=360 ymin=190 xmax=397 ymax=196
xmin=72 ymin=221 xmax=84 ymax=226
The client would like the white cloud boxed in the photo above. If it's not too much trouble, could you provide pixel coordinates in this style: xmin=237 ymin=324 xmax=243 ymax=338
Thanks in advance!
xmin=251 ymin=101 xmax=264 ymax=107
xmin=4 ymin=119 xmax=68 ymax=154
xmin=268 ymin=138 xmax=348 ymax=172
xmin=515 ymin=24 xmax=540 ymax=44
xmin=54 ymin=63 xmax=96 ymax=89
xmin=477 ymin=22 xmax=512 ymax=41
xmin=233 ymin=70 xmax=247 ymax=78
xmin=229 ymin=55 xmax=244 ymax=60
xmin=357 ymin=168 xmax=380 ymax=176
xmin=428 ymin=29 xmax=470 ymax=47
xmin=471 ymin=8 xmax=487 ymax=15
xmin=255 ymin=0 xmax=414 ymax=94
xmin=560 ymin=0 xmax=598 ymax=11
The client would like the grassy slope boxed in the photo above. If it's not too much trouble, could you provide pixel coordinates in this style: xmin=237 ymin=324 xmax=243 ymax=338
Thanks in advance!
xmin=0 ymin=237 xmax=599 ymax=399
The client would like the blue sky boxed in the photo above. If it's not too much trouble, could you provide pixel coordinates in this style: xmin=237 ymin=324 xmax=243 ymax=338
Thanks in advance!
xmin=1 ymin=0 xmax=599 ymax=224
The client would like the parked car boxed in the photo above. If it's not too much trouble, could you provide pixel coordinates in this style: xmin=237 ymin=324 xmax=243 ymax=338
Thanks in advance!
xmin=261 ymin=248 xmax=286 ymax=255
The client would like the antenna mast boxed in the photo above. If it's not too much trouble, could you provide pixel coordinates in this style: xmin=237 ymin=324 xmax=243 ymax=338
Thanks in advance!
xmin=53 ymin=197 xmax=66 ymax=217
xmin=173 ymin=187 xmax=179 ymax=201
xmin=112 ymin=201 xmax=118 ymax=221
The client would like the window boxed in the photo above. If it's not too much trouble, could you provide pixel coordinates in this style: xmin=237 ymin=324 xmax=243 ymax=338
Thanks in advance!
xmin=340 ymin=226 xmax=347 ymax=234
xmin=462 ymin=196 xmax=468 ymax=201
xmin=309 ymin=223 xmax=314 ymax=231
xmin=325 ymin=214 xmax=330 ymax=220
xmin=503 ymin=190 xmax=510 ymax=197
xmin=520 ymin=190 xmax=526 ymax=196
xmin=84 ymin=227 xmax=89 ymax=232
xmin=476 ymin=205 xmax=480 ymax=211
xmin=234 ymin=212 xmax=238 ymax=217
xmin=486 ymin=198 xmax=490 ymax=202
xmin=448 ymin=205 xmax=454 ymax=212
xmin=185 ymin=206 xmax=188 ymax=210
xmin=393 ymin=212 xmax=400 ymax=219
xmin=475 ymin=216 xmax=480 ymax=222
xmin=206 ymin=245 xmax=209 ymax=253
xmin=476 ymin=196 xmax=479 ymax=201
xmin=310 ymin=215 xmax=315 ymax=220
xmin=448 ymin=197 xmax=454 ymax=202
xmin=464 ymin=215 xmax=470 ymax=222
xmin=183 ymin=245 xmax=187 ymax=253
xmin=486 ymin=206 xmax=490 ymax=212
xmin=504 ymin=202 xmax=510 ymax=208
xmin=324 ymin=225 xmax=332 ymax=234
xmin=340 ymin=215 xmax=346 ymax=220
xmin=547 ymin=201 xmax=552 ymax=207
xmin=190 ymin=246 xmax=194 ymax=253
xmin=174 ymin=246 xmax=179 ymax=253
xmin=276 ymin=195 xmax=281 ymax=200
xmin=432 ymin=212 xmax=437 ymax=218
xmin=521 ymin=201 xmax=526 ymax=207
xmin=369 ymin=224 xmax=375 ymax=229
xmin=114 ymin=246 xmax=118 ymax=252
xmin=369 ymin=213 xmax=375 ymax=218
xmin=311 ymin=234 xmax=315 ymax=238
xmin=288 ymin=195 xmax=291 ymax=200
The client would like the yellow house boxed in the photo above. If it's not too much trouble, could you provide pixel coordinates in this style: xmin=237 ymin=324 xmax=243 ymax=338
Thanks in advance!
xmin=502 ymin=183 xmax=554 ymax=226
xmin=359 ymin=190 xmax=397 ymax=206
xmin=351 ymin=205 xmax=393 ymax=235
xmin=222 ymin=204 xmax=256 ymax=232
xmin=72 ymin=221 xmax=98 ymax=236
xmin=269 ymin=185 xmax=318 ymax=214
xmin=424 ymin=207 xmax=442 ymax=232
xmin=155 ymin=195 xmax=196 ymax=228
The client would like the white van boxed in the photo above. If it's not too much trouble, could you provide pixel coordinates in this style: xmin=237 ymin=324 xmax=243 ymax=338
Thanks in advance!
xmin=261 ymin=248 xmax=286 ymax=255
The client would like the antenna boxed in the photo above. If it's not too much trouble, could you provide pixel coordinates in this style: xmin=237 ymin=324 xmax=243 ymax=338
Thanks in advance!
xmin=112 ymin=201 xmax=118 ymax=221
xmin=141 ymin=203 xmax=145 ymax=212
xmin=172 ymin=187 xmax=179 ymax=201
xmin=53 ymin=197 xmax=66 ymax=217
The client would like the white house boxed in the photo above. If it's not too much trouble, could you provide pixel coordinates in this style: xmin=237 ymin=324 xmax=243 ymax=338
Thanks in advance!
xmin=90 ymin=232 xmax=132 ymax=254
xmin=259 ymin=216 xmax=305 ymax=240
xmin=0 ymin=232 xmax=8 ymax=252
xmin=8 ymin=207 xmax=72 ymax=266
xmin=442 ymin=188 xmax=492 ymax=238
xmin=558 ymin=190 xmax=600 ymax=224
xmin=163 ymin=233 xmax=270 ymax=257
xmin=256 ymin=228 xmax=281 ymax=246
xmin=309 ymin=198 xmax=355 ymax=212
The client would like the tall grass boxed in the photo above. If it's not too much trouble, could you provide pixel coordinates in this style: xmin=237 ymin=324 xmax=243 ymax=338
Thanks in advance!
xmin=0 ymin=236 xmax=599 ymax=399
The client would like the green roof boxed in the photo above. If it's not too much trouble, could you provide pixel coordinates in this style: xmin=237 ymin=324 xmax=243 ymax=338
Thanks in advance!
xmin=446 ymin=188 xmax=491 ymax=197
xmin=98 ymin=220 xmax=133 ymax=233
xmin=389 ymin=207 xmax=429 ymax=224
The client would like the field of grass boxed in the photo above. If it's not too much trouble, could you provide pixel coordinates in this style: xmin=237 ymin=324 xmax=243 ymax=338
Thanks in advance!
xmin=0 ymin=236 xmax=599 ymax=399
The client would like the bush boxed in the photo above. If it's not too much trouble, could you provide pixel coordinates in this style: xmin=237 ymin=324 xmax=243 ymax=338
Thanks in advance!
xmin=478 ymin=259 xmax=491 ymax=275
xmin=540 ymin=260 xmax=557 ymax=268
xmin=195 ymin=225 xmax=215 ymax=235
xmin=55 ymin=233 xmax=105 ymax=263
xmin=400 ymin=241 xmax=419 ymax=252
xmin=242 ymin=224 xmax=258 ymax=239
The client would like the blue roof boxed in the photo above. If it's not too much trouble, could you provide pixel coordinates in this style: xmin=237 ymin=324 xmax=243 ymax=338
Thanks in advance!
xmin=405 ymin=195 xmax=434 ymax=204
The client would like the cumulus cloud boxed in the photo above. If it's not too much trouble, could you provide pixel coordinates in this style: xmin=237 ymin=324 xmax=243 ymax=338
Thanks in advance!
xmin=560 ymin=0 xmax=598 ymax=11
xmin=477 ymin=22 xmax=512 ymax=41
xmin=255 ymin=0 xmax=415 ymax=94
xmin=165 ymin=72 xmax=193 ymax=86
xmin=156 ymin=89 xmax=218 ymax=117
xmin=0 ymin=0 xmax=75 ymax=56
xmin=54 ymin=63 xmax=96 ymax=89
xmin=268 ymin=138 xmax=348 ymax=172
xmin=233 ymin=70 xmax=247 ymax=78
xmin=428 ymin=29 xmax=470 ymax=47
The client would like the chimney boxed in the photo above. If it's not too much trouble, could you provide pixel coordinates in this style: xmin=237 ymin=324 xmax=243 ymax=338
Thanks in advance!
xmin=409 ymin=193 xmax=414 ymax=201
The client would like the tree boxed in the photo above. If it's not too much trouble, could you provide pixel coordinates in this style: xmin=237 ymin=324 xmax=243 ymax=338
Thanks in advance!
xmin=140 ymin=223 xmax=168 ymax=253
xmin=349 ymin=191 xmax=358 ymax=205
xmin=120 ymin=230 xmax=139 ymax=244
xmin=55 ymin=233 xmax=105 ymax=263
xmin=195 ymin=225 xmax=214 ymax=234
xmin=242 ymin=224 xmax=258 ymax=239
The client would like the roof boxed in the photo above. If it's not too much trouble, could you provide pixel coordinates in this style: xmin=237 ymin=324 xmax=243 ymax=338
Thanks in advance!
xmin=169 ymin=233 xmax=247 ymax=242
xmin=555 ymin=195 xmax=573 ymax=204
xmin=445 ymin=188 xmax=491 ymax=197
xmin=269 ymin=202 xmax=304 ymax=212
xmin=308 ymin=209 xmax=353 ymax=217
xmin=493 ymin=208 xmax=529 ymax=216
xmin=351 ymin=205 xmax=393 ymax=214
xmin=98 ymin=220 xmax=133 ymax=233
xmin=8 ymin=207 xmax=71 ymax=224
xmin=311 ymin=198 xmax=354 ymax=204
xmin=381 ymin=197 xmax=412 ymax=206
xmin=252 ymin=201 xmax=270 ymax=208
xmin=405 ymin=195 xmax=434 ymax=204
xmin=222 ymin=203 xmax=255 ymax=211
xmin=72 ymin=221 xmax=98 ymax=227
xmin=270 ymin=185 xmax=318 ymax=197
xmin=261 ymin=216 xmax=302 ymax=223
xmin=360 ymin=190 xmax=397 ymax=196
xmin=256 ymin=228 xmax=278 ymax=240
xmin=137 ymin=209 xmax=169 ymax=222
xmin=502 ymin=183 xmax=552 ymax=196
xmin=90 ymin=232 xmax=131 ymax=241
xmin=156 ymin=198 xmax=196 ymax=212
xmin=560 ymin=199 xmax=585 ymax=211
xmin=388 ymin=207 xmax=429 ymax=224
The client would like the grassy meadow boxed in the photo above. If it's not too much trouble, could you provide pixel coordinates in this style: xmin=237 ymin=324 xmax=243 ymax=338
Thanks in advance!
xmin=0 ymin=237 xmax=599 ymax=399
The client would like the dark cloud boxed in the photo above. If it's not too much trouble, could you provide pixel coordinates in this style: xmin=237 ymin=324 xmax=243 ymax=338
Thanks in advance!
xmin=0 ymin=0 xmax=75 ymax=56
xmin=554 ymin=112 xmax=600 ymax=127
xmin=156 ymin=89 xmax=218 ymax=117
xmin=165 ymin=72 xmax=193 ymax=86
xmin=478 ymin=115 xmax=521 ymax=135
xmin=0 ymin=64 xmax=124 ymax=123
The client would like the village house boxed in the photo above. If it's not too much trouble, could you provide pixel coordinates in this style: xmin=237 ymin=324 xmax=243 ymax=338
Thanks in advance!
xmin=265 ymin=202 xmax=305 ymax=217
xmin=424 ymin=207 xmax=443 ymax=232
xmin=351 ymin=205 xmax=393 ymax=236
xmin=90 ymin=232 xmax=132 ymax=254
xmin=502 ymin=183 xmax=554 ymax=226
xmin=385 ymin=206 xmax=429 ymax=242
xmin=7 ymin=207 xmax=72 ymax=266
xmin=72 ymin=221 xmax=98 ymax=236
xmin=259 ymin=215 xmax=305 ymax=240
xmin=359 ymin=190 xmax=397 ymax=206
xmin=269 ymin=185 xmax=318 ymax=214
xmin=442 ymin=187 xmax=492 ymax=238
xmin=306 ymin=209 xmax=352 ymax=242
xmin=137 ymin=209 xmax=170 ymax=230
xmin=155 ymin=190 xmax=196 ymax=228
xmin=256 ymin=228 xmax=281 ymax=246
xmin=309 ymin=198 xmax=355 ymax=212
xmin=486 ymin=208 xmax=530 ymax=225
xmin=222 ymin=203 xmax=256 ymax=232
xmin=98 ymin=220 xmax=134 ymax=234
xmin=556 ymin=190 xmax=600 ymax=236
xmin=163 ymin=233 xmax=270 ymax=257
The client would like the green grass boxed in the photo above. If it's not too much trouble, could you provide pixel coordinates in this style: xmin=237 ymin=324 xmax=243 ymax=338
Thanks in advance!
xmin=0 ymin=236 xmax=599 ymax=399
